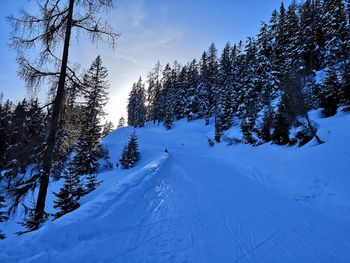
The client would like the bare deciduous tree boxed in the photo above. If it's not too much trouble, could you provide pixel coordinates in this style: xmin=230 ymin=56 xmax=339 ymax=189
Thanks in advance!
xmin=8 ymin=0 xmax=118 ymax=231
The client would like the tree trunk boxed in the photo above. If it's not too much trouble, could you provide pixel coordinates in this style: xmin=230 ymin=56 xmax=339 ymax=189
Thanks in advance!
xmin=33 ymin=0 xmax=75 ymax=230
xmin=304 ymin=112 xmax=324 ymax=145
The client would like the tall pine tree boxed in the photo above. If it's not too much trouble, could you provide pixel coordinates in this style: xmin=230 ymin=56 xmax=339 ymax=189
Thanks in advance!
xmin=67 ymin=56 xmax=109 ymax=194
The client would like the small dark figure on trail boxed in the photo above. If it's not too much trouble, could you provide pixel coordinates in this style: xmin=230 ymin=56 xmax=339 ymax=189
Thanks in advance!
xmin=208 ymin=138 xmax=214 ymax=147
xmin=165 ymin=148 xmax=169 ymax=153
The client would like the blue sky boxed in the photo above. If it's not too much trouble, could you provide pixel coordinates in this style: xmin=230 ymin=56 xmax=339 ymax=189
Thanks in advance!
xmin=0 ymin=0 xmax=291 ymax=123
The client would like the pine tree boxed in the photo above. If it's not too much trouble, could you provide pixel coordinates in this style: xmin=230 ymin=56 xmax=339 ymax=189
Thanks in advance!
xmin=198 ymin=44 xmax=219 ymax=125
xmin=198 ymin=52 xmax=210 ymax=122
xmin=146 ymin=62 xmax=162 ymax=123
xmin=272 ymin=93 xmax=293 ymax=145
xmin=3 ymin=99 xmax=46 ymax=182
xmin=53 ymin=172 xmax=83 ymax=219
xmin=117 ymin=117 xmax=126 ymax=128
xmin=135 ymin=78 xmax=147 ymax=127
xmin=258 ymin=104 xmax=275 ymax=143
xmin=275 ymin=2 xmax=288 ymax=75
xmin=322 ymin=0 xmax=349 ymax=66
xmin=102 ymin=121 xmax=114 ymax=137
xmin=127 ymin=78 xmax=146 ymax=127
xmin=238 ymin=38 xmax=260 ymax=143
xmin=0 ymin=100 xmax=12 ymax=170
xmin=0 ymin=193 xmax=8 ymax=239
xmin=299 ymin=0 xmax=324 ymax=73
xmin=217 ymin=43 xmax=234 ymax=131
xmin=241 ymin=117 xmax=257 ymax=145
xmin=6 ymin=100 xmax=29 ymax=175
xmin=284 ymin=1 xmax=301 ymax=70
xmin=231 ymin=42 xmax=245 ymax=116
xmin=68 ymin=56 xmax=109 ymax=193
xmin=255 ymin=22 xmax=278 ymax=143
xmin=127 ymin=83 xmax=138 ymax=127
xmin=184 ymin=59 xmax=200 ymax=120
xmin=341 ymin=63 xmax=350 ymax=109
xmin=119 ymin=132 xmax=140 ymax=169
xmin=162 ymin=64 xmax=176 ymax=129
xmin=207 ymin=43 xmax=220 ymax=124
xmin=174 ymin=66 xmax=188 ymax=120
xmin=320 ymin=68 xmax=341 ymax=117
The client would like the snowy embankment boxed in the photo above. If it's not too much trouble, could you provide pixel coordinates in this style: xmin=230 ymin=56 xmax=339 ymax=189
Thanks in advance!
xmin=1 ymin=110 xmax=350 ymax=262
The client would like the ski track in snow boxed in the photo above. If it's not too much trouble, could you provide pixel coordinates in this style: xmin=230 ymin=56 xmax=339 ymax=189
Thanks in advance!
xmin=1 ymin=112 xmax=350 ymax=262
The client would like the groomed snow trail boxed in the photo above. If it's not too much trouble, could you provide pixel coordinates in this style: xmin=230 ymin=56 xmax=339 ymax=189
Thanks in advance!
xmin=1 ymin=114 xmax=350 ymax=262
xmin=3 ymin=151 xmax=350 ymax=263
xmin=110 ymin=151 xmax=350 ymax=263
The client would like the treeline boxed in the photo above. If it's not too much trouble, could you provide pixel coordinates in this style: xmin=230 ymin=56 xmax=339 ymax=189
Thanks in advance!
xmin=0 ymin=56 xmax=114 ymax=234
xmin=128 ymin=0 xmax=350 ymax=146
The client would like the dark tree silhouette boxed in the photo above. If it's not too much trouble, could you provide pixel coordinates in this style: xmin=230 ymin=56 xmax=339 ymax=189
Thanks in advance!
xmin=8 ymin=0 xmax=118 ymax=231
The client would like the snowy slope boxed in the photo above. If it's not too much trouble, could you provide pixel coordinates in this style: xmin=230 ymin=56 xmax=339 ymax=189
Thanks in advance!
xmin=1 ymin=110 xmax=350 ymax=262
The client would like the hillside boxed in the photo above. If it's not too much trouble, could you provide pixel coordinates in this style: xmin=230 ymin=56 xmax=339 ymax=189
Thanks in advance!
xmin=1 ymin=109 xmax=350 ymax=262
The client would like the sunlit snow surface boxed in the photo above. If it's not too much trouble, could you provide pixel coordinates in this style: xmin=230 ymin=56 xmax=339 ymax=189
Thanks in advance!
xmin=1 ymin=110 xmax=350 ymax=262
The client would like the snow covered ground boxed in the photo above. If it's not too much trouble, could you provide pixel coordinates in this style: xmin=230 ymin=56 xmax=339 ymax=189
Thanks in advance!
xmin=1 ymin=110 xmax=350 ymax=262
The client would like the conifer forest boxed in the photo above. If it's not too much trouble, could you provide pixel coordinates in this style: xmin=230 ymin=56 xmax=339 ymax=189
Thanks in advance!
xmin=1 ymin=1 xmax=350 ymax=262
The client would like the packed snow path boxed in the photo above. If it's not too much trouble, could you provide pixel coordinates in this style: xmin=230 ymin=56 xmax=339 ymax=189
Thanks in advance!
xmin=111 ymin=152 xmax=350 ymax=263
xmin=3 ymin=152 xmax=350 ymax=262
xmin=2 ymin=113 xmax=350 ymax=262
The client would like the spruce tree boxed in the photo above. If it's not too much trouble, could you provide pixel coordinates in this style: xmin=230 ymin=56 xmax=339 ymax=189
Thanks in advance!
xmin=162 ymin=64 xmax=176 ymax=129
xmin=102 ymin=121 xmax=114 ymax=137
xmin=255 ymin=22 xmax=278 ymax=143
xmin=258 ymin=104 xmax=275 ymax=143
xmin=198 ymin=44 xmax=219 ymax=125
xmin=184 ymin=59 xmax=200 ymax=120
xmin=275 ymin=2 xmax=288 ymax=75
xmin=207 ymin=44 xmax=220 ymax=124
xmin=231 ymin=42 xmax=245 ymax=116
xmin=284 ymin=1 xmax=301 ymax=70
xmin=53 ymin=172 xmax=83 ymax=219
xmin=299 ymin=0 xmax=324 ymax=73
xmin=238 ymin=38 xmax=260 ymax=143
xmin=127 ymin=78 xmax=146 ymax=127
xmin=241 ymin=115 xmax=257 ymax=145
xmin=341 ymin=63 xmax=350 ymax=110
xmin=119 ymin=132 xmax=140 ymax=169
xmin=146 ymin=62 xmax=162 ymax=123
xmin=272 ymin=94 xmax=293 ymax=145
xmin=174 ymin=66 xmax=188 ymax=120
xmin=0 ymin=193 xmax=8 ymax=239
xmin=0 ymin=100 xmax=12 ymax=170
xmin=3 ymin=99 xmax=46 ymax=182
xmin=127 ymin=83 xmax=138 ymax=127
xmin=322 ymin=0 xmax=349 ymax=66
xmin=68 ymin=56 xmax=109 ymax=194
xmin=320 ymin=68 xmax=341 ymax=117
xmin=217 ymin=43 xmax=234 ymax=133
xmin=198 ymin=52 xmax=211 ymax=123
xmin=117 ymin=117 xmax=126 ymax=128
